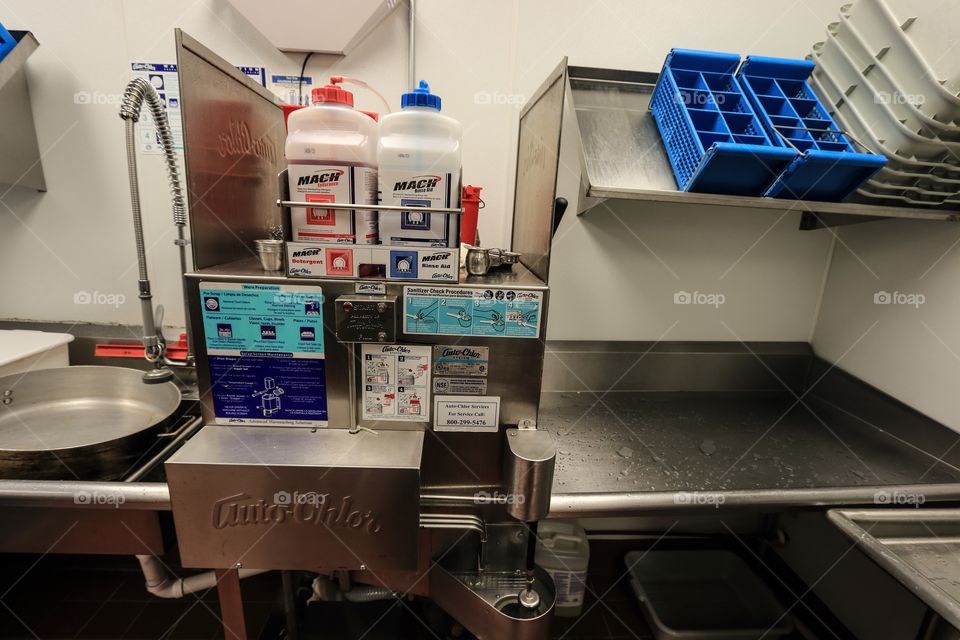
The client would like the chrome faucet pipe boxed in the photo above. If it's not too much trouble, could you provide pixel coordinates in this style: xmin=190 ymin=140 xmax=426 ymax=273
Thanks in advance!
xmin=119 ymin=77 xmax=195 ymax=381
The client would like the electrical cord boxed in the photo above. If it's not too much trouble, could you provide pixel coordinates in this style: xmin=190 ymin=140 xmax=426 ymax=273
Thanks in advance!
xmin=298 ymin=52 xmax=314 ymax=104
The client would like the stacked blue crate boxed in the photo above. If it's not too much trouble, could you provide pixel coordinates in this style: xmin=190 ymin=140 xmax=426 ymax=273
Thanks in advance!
xmin=650 ymin=49 xmax=797 ymax=196
xmin=737 ymin=56 xmax=886 ymax=201
xmin=0 ymin=22 xmax=15 ymax=63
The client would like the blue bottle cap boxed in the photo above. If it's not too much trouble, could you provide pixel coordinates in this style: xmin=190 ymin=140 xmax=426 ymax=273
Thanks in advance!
xmin=401 ymin=80 xmax=441 ymax=110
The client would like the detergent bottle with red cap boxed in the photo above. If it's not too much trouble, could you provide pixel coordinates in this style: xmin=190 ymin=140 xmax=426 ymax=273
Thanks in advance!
xmin=285 ymin=77 xmax=378 ymax=244
xmin=377 ymin=80 xmax=462 ymax=247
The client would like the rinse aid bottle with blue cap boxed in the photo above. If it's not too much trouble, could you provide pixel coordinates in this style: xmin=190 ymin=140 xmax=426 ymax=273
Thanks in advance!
xmin=377 ymin=80 xmax=462 ymax=247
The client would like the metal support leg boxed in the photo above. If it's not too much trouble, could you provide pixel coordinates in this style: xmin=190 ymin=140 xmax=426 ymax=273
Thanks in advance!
xmin=215 ymin=568 xmax=248 ymax=640
xmin=282 ymin=570 xmax=299 ymax=640
xmin=918 ymin=610 xmax=960 ymax=640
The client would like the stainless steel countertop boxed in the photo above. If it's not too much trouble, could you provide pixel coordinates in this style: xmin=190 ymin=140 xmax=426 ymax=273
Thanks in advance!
xmin=541 ymin=390 xmax=960 ymax=516
xmin=3 ymin=390 xmax=960 ymax=516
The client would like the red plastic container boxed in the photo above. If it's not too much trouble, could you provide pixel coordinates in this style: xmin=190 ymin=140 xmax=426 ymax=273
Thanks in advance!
xmin=460 ymin=185 xmax=482 ymax=245
xmin=280 ymin=103 xmax=305 ymax=132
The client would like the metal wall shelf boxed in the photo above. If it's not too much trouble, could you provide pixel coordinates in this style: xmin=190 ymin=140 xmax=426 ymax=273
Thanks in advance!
xmin=516 ymin=60 xmax=959 ymax=235
xmin=0 ymin=31 xmax=44 ymax=192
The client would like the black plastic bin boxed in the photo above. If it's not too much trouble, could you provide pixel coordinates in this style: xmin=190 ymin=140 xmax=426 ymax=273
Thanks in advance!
xmin=626 ymin=549 xmax=794 ymax=639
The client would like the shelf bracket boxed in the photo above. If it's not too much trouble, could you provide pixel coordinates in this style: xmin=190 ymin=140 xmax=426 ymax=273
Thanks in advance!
xmin=0 ymin=31 xmax=45 ymax=192
xmin=799 ymin=211 xmax=892 ymax=230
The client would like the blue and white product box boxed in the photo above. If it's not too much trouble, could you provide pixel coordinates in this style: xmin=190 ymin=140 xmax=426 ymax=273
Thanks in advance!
xmin=377 ymin=172 xmax=459 ymax=247
xmin=403 ymin=286 xmax=543 ymax=339
xmin=199 ymin=282 xmax=327 ymax=427
xmin=285 ymin=242 xmax=459 ymax=282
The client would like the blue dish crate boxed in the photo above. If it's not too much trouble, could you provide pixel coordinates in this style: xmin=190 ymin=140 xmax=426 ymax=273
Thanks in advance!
xmin=0 ymin=22 xmax=15 ymax=63
xmin=650 ymin=49 xmax=797 ymax=196
xmin=737 ymin=56 xmax=886 ymax=201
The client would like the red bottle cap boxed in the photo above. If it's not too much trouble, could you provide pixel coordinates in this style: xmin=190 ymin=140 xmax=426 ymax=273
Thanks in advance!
xmin=311 ymin=77 xmax=354 ymax=106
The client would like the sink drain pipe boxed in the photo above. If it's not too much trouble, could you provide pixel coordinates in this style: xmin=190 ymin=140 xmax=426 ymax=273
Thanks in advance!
xmin=136 ymin=555 xmax=268 ymax=599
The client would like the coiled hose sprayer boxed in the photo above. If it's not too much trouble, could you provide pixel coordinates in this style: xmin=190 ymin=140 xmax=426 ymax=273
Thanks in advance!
xmin=119 ymin=77 xmax=194 ymax=383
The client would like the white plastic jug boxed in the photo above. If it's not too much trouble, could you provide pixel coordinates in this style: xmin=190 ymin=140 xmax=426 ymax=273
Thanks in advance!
xmin=377 ymin=80 xmax=461 ymax=247
xmin=286 ymin=78 xmax=378 ymax=244
xmin=535 ymin=520 xmax=590 ymax=617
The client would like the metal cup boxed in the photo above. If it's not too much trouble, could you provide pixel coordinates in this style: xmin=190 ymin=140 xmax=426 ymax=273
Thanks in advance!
xmin=466 ymin=246 xmax=492 ymax=276
xmin=255 ymin=239 xmax=284 ymax=272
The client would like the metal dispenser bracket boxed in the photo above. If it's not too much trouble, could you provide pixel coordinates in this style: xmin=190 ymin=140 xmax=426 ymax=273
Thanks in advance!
xmin=504 ymin=422 xmax=557 ymax=522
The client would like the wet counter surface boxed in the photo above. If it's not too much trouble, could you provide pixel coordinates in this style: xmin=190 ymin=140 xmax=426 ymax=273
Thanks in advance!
xmin=540 ymin=391 xmax=960 ymax=512
xmin=829 ymin=508 xmax=960 ymax=630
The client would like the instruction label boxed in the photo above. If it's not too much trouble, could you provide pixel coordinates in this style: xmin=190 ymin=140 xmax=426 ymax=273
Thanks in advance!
xmin=434 ymin=396 xmax=500 ymax=432
xmin=128 ymin=63 xmax=264 ymax=154
xmin=129 ymin=62 xmax=183 ymax=155
xmin=404 ymin=287 xmax=543 ymax=338
xmin=432 ymin=345 xmax=489 ymax=377
xmin=362 ymin=344 xmax=431 ymax=422
xmin=199 ymin=282 xmax=326 ymax=427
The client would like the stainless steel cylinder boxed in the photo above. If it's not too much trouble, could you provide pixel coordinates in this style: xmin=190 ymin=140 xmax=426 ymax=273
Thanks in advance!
xmin=255 ymin=239 xmax=284 ymax=271
xmin=503 ymin=427 xmax=556 ymax=522
xmin=466 ymin=246 xmax=491 ymax=276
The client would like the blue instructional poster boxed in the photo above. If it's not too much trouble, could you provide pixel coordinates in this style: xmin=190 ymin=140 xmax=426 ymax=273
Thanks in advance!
xmin=236 ymin=65 xmax=267 ymax=86
xmin=199 ymin=282 xmax=327 ymax=427
xmin=129 ymin=62 xmax=183 ymax=155
xmin=403 ymin=286 xmax=543 ymax=338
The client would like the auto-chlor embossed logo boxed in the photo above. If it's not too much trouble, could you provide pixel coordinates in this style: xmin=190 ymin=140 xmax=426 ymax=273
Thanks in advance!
xmin=216 ymin=120 xmax=277 ymax=163
xmin=212 ymin=492 xmax=382 ymax=534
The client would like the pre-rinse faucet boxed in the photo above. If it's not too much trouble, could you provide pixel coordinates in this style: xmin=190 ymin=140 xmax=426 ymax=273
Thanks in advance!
xmin=118 ymin=77 xmax=195 ymax=383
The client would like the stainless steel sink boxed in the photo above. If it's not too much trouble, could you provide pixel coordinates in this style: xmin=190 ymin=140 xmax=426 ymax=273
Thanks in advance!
xmin=829 ymin=508 xmax=960 ymax=630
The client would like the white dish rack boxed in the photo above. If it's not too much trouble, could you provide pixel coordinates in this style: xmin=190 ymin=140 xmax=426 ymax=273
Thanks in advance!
xmin=809 ymin=0 xmax=960 ymax=208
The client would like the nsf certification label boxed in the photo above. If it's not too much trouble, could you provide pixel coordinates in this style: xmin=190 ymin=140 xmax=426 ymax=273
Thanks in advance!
xmin=433 ymin=346 xmax=488 ymax=396
xmin=404 ymin=287 xmax=543 ymax=338
xmin=434 ymin=396 xmax=501 ymax=432
xmin=433 ymin=377 xmax=487 ymax=395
